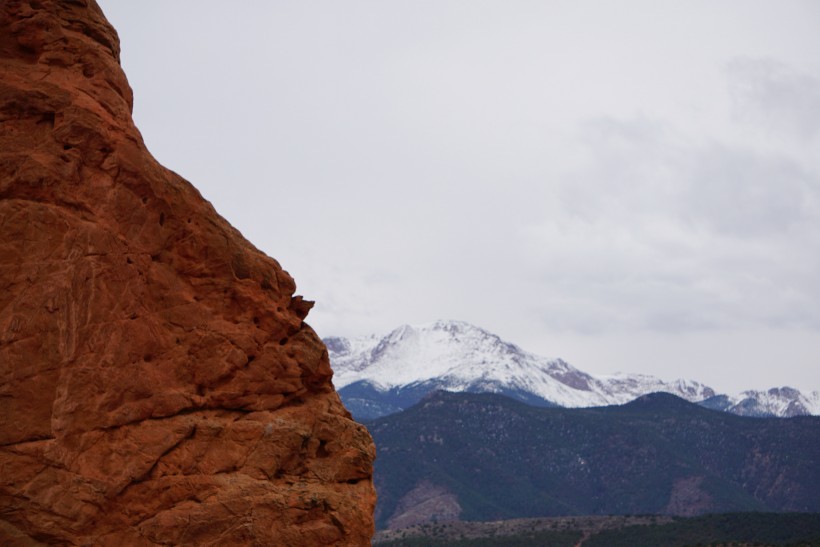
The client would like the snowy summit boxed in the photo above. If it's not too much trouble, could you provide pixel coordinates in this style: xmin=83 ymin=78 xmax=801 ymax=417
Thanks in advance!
xmin=325 ymin=320 xmax=819 ymax=420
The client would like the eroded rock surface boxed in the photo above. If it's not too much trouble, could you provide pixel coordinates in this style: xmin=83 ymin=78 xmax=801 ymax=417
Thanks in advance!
xmin=0 ymin=1 xmax=375 ymax=544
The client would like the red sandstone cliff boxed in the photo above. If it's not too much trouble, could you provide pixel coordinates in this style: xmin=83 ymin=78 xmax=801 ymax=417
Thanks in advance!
xmin=0 ymin=1 xmax=376 ymax=544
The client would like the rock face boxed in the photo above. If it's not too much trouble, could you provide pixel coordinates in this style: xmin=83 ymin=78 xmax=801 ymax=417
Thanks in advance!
xmin=0 ymin=1 xmax=375 ymax=545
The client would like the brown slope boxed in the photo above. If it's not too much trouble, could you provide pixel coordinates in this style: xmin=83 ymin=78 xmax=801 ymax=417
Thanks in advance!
xmin=0 ymin=1 xmax=375 ymax=545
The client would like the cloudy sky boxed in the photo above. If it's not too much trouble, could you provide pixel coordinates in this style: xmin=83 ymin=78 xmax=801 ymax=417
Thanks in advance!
xmin=98 ymin=1 xmax=820 ymax=395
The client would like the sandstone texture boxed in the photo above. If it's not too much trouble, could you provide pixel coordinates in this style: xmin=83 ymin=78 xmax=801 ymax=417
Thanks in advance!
xmin=0 ymin=1 xmax=375 ymax=545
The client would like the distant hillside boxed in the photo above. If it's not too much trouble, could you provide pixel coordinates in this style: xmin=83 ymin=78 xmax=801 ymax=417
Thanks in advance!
xmin=368 ymin=391 xmax=820 ymax=530
xmin=327 ymin=320 xmax=820 ymax=420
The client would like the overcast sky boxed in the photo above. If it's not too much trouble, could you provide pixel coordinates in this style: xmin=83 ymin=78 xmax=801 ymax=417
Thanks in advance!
xmin=98 ymin=1 xmax=820 ymax=395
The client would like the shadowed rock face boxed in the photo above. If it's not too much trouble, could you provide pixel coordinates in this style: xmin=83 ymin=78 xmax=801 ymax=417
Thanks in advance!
xmin=0 ymin=1 xmax=375 ymax=544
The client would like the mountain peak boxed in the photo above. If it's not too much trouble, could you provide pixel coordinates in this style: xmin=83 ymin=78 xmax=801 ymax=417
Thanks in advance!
xmin=332 ymin=320 xmax=538 ymax=390
xmin=714 ymin=386 xmax=820 ymax=417
xmin=328 ymin=321 xmax=720 ymax=419
xmin=328 ymin=322 xmax=817 ymax=421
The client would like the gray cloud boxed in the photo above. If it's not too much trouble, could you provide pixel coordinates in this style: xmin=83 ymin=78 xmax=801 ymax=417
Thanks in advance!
xmin=726 ymin=57 xmax=820 ymax=140
xmin=520 ymin=114 xmax=820 ymax=336
xmin=683 ymin=145 xmax=814 ymax=236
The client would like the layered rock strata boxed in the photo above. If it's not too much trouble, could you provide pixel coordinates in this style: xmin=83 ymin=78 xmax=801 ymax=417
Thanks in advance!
xmin=0 ymin=1 xmax=375 ymax=544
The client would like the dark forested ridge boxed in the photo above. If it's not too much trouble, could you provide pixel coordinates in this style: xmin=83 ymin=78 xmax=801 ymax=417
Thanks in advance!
xmin=368 ymin=391 xmax=820 ymax=530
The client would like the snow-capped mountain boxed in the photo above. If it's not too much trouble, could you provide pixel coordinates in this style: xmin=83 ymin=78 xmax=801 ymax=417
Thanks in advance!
xmin=700 ymin=387 xmax=820 ymax=418
xmin=326 ymin=320 xmax=819 ymax=420
xmin=325 ymin=320 xmax=736 ymax=420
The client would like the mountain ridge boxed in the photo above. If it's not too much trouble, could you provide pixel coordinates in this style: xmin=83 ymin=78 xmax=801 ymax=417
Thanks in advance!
xmin=326 ymin=320 xmax=820 ymax=419
xmin=368 ymin=390 xmax=820 ymax=529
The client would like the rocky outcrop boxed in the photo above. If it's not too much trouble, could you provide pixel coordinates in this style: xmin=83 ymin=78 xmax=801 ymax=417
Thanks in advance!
xmin=0 ymin=1 xmax=375 ymax=544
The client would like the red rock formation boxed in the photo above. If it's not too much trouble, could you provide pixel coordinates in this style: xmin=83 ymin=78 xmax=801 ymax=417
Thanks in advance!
xmin=0 ymin=1 xmax=376 ymax=544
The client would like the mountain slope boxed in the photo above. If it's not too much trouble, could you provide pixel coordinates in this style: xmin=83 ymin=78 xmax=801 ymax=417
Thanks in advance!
xmin=327 ymin=320 xmax=820 ymax=419
xmin=701 ymin=387 xmax=820 ymax=417
xmin=368 ymin=391 xmax=820 ymax=530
